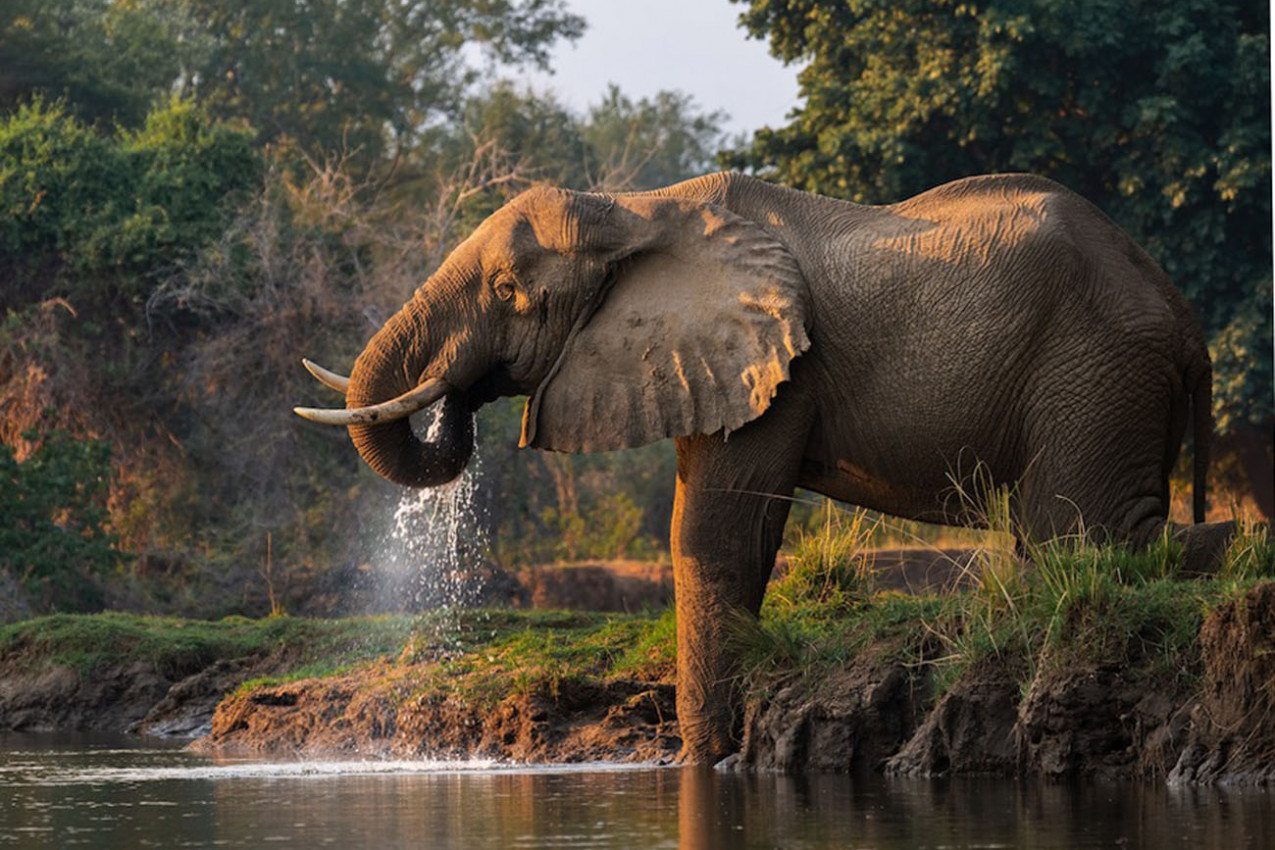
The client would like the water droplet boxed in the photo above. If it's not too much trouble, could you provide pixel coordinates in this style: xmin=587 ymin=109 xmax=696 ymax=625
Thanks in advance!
xmin=368 ymin=407 xmax=491 ymax=654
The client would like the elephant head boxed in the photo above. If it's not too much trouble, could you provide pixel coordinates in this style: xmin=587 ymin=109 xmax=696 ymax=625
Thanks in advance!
xmin=296 ymin=185 xmax=812 ymax=486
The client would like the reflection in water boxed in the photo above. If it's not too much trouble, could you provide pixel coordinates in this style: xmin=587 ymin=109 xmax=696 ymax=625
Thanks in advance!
xmin=679 ymin=768 xmax=1275 ymax=850
xmin=1 ymin=735 xmax=1271 ymax=849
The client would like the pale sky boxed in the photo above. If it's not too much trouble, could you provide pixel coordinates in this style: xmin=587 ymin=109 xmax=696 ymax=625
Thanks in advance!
xmin=520 ymin=0 xmax=802 ymax=135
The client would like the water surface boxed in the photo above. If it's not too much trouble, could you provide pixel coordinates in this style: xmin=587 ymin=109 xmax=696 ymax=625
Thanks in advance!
xmin=1 ymin=734 xmax=1270 ymax=849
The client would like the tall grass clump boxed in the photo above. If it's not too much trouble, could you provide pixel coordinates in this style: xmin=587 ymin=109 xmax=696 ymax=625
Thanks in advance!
xmin=1218 ymin=519 xmax=1275 ymax=583
xmin=919 ymin=471 xmax=1028 ymax=688
xmin=733 ymin=505 xmax=884 ymax=692
xmin=770 ymin=501 xmax=878 ymax=617
xmin=742 ymin=469 xmax=1272 ymax=706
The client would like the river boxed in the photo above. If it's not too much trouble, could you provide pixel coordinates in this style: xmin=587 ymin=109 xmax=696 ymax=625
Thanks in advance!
xmin=1 ymin=734 xmax=1270 ymax=849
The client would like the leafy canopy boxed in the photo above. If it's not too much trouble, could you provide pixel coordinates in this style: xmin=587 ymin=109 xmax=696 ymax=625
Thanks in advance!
xmin=0 ymin=97 xmax=261 ymax=310
xmin=1 ymin=0 xmax=585 ymax=160
xmin=0 ymin=429 xmax=119 ymax=611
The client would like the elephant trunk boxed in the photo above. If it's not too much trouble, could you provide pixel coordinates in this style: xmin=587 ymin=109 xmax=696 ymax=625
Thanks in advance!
xmin=345 ymin=295 xmax=476 ymax=488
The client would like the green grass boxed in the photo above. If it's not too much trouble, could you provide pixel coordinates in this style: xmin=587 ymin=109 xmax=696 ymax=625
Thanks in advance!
xmin=396 ymin=607 xmax=676 ymax=710
xmin=0 ymin=612 xmax=416 ymax=680
xmin=741 ymin=509 xmax=1275 ymax=703
xmin=0 ymin=605 xmax=677 ymax=713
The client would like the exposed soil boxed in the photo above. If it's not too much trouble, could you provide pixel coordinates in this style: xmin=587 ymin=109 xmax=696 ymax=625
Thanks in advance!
xmin=736 ymin=584 xmax=1274 ymax=785
xmin=0 ymin=645 xmax=297 ymax=739
xmin=515 ymin=561 xmax=674 ymax=611
xmin=1169 ymin=578 xmax=1275 ymax=784
xmin=193 ymin=666 xmax=680 ymax=763
xmin=885 ymin=663 xmax=1022 ymax=777
xmin=0 ymin=659 xmax=173 ymax=734
xmin=187 ymin=585 xmax=1274 ymax=783
xmin=736 ymin=652 xmax=928 ymax=773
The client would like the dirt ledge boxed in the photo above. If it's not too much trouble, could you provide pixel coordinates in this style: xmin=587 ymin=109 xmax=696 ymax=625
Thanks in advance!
xmin=193 ymin=667 xmax=681 ymax=763
xmin=734 ymin=583 xmax=1274 ymax=785
xmin=2 ymin=583 xmax=1271 ymax=783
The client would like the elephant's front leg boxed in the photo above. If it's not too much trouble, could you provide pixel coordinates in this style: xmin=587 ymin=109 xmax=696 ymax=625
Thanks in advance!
xmin=671 ymin=405 xmax=810 ymax=765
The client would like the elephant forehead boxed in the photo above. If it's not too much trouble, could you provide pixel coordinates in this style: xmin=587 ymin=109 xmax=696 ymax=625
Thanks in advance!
xmin=474 ymin=203 xmax=578 ymax=261
xmin=468 ymin=210 xmax=537 ymax=263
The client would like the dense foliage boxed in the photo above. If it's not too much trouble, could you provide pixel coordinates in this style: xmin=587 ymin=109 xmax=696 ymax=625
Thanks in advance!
xmin=0 ymin=430 xmax=117 ymax=611
xmin=0 ymin=98 xmax=260 ymax=308
xmin=0 ymin=0 xmax=584 ymax=157
xmin=726 ymin=0 xmax=1272 ymax=469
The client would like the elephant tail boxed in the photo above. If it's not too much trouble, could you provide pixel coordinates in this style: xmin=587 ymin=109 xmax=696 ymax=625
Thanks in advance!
xmin=1190 ymin=359 xmax=1212 ymax=524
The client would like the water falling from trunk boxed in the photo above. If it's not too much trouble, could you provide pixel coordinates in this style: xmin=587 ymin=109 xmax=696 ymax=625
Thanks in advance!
xmin=368 ymin=407 xmax=491 ymax=616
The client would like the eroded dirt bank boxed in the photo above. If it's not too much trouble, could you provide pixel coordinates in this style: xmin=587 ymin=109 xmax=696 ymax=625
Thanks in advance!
xmin=736 ymin=581 xmax=1275 ymax=784
xmin=193 ymin=583 xmax=1274 ymax=784
xmin=194 ymin=669 xmax=680 ymax=763
xmin=2 ymin=582 xmax=1272 ymax=784
xmin=0 ymin=637 xmax=319 ymax=738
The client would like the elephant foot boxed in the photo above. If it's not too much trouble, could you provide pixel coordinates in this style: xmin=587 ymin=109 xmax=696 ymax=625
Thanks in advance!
xmin=676 ymin=734 xmax=737 ymax=767
xmin=1174 ymin=521 xmax=1237 ymax=578
xmin=711 ymin=752 xmax=745 ymax=772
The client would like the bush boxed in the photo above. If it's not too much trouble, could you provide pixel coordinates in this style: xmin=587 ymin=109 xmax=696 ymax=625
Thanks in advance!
xmin=0 ymin=97 xmax=259 ymax=307
xmin=0 ymin=430 xmax=121 ymax=611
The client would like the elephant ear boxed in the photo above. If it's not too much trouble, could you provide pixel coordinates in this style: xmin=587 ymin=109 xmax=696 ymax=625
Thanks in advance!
xmin=521 ymin=195 xmax=811 ymax=452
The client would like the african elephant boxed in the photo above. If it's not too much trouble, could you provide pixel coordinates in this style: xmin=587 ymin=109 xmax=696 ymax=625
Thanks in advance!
xmin=296 ymin=171 xmax=1212 ymax=765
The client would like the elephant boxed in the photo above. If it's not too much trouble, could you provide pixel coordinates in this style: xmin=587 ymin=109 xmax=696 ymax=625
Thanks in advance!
xmin=295 ymin=171 xmax=1213 ymax=765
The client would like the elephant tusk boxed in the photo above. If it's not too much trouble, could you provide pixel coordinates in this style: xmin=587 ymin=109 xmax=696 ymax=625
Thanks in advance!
xmin=302 ymin=358 xmax=350 ymax=393
xmin=294 ymin=377 xmax=452 ymax=426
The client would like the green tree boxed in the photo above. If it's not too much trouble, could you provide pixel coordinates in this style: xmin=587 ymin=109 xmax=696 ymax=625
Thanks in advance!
xmin=582 ymin=84 xmax=728 ymax=190
xmin=170 ymin=0 xmax=584 ymax=159
xmin=2 ymin=1 xmax=585 ymax=164
xmin=727 ymin=0 xmax=1272 ymax=512
xmin=0 ymin=430 xmax=119 ymax=611
xmin=0 ymin=0 xmax=181 ymax=128
xmin=0 ymin=97 xmax=260 ymax=310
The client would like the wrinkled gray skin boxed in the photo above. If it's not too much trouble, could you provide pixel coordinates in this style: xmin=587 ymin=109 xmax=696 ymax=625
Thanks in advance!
xmin=334 ymin=172 xmax=1211 ymax=765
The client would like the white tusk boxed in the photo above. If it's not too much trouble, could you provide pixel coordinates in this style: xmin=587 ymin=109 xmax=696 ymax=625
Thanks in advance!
xmin=294 ymin=377 xmax=451 ymax=426
xmin=302 ymin=358 xmax=350 ymax=393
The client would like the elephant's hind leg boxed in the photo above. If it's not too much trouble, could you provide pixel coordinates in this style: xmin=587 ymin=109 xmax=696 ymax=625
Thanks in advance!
xmin=1019 ymin=372 xmax=1180 ymax=546
xmin=671 ymin=400 xmax=813 ymax=765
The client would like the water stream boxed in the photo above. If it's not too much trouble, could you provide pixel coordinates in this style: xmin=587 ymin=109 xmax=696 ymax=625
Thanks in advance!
xmin=369 ymin=408 xmax=490 ymax=615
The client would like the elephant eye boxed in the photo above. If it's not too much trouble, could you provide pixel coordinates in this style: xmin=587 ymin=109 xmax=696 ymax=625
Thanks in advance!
xmin=494 ymin=274 xmax=517 ymax=302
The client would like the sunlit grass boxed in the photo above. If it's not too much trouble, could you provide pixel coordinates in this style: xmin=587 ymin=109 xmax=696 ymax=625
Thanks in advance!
xmin=743 ymin=496 xmax=1274 ymax=703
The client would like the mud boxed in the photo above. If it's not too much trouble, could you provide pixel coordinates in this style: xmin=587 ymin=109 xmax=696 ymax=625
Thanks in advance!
xmin=885 ymin=663 xmax=1021 ymax=777
xmin=194 ymin=668 xmax=681 ymax=763
xmin=1169 ymin=579 xmax=1275 ymax=785
xmin=0 ymin=648 xmax=285 ymax=739
xmin=737 ymin=656 xmax=927 ymax=773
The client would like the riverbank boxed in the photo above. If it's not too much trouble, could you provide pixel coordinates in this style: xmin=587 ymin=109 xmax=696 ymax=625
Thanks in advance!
xmin=1 ymin=528 xmax=1271 ymax=782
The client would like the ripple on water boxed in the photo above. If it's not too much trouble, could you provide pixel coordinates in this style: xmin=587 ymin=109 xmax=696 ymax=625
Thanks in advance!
xmin=18 ymin=755 xmax=671 ymax=786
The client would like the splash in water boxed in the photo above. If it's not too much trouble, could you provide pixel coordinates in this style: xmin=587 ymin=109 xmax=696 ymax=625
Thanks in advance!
xmin=369 ymin=407 xmax=491 ymax=616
